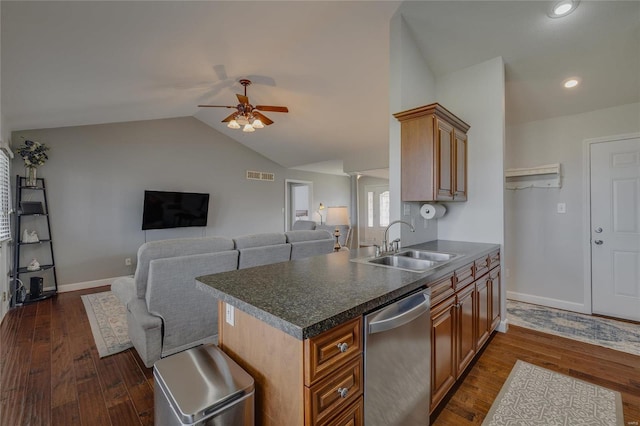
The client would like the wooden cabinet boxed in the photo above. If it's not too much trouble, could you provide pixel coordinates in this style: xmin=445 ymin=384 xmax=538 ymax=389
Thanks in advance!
xmin=219 ymin=306 xmax=363 ymax=426
xmin=393 ymin=103 xmax=470 ymax=202
xmin=305 ymin=318 xmax=364 ymax=426
xmin=456 ymin=282 xmax=476 ymax=378
xmin=475 ymin=274 xmax=491 ymax=349
xmin=430 ymin=290 xmax=456 ymax=411
xmin=429 ymin=251 xmax=501 ymax=414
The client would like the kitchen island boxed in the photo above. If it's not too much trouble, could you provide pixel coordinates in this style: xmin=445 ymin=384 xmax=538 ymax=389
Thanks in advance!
xmin=196 ymin=240 xmax=501 ymax=425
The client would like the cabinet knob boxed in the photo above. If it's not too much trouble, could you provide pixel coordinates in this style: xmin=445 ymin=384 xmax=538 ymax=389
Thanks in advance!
xmin=336 ymin=342 xmax=348 ymax=353
xmin=337 ymin=387 xmax=349 ymax=398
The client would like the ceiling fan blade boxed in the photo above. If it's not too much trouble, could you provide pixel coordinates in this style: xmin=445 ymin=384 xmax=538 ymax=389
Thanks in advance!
xmin=255 ymin=105 xmax=289 ymax=113
xmin=236 ymin=94 xmax=249 ymax=105
xmin=254 ymin=111 xmax=274 ymax=125
xmin=221 ymin=113 xmax=237 ymax=123
xmin=198 ymin=105 xmax=236 ymax=108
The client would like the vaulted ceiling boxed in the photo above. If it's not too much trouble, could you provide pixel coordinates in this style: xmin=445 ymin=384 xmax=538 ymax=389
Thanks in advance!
xmin=2 ymin=1 xmax=638 ymax=175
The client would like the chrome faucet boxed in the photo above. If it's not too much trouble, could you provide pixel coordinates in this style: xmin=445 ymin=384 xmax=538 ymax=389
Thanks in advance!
xmin=382 ymin=220 xmax=415 ymax=254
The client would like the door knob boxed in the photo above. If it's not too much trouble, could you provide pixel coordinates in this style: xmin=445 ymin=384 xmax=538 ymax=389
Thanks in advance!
xmin=594 ymin=240 xmax=603 ymax=245
xmin=594 ymin=227 xmax=603 ymax=233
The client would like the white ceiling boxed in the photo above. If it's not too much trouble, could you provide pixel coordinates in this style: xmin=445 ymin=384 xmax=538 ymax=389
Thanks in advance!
xmin=2 ymin=1 xmax=639 ymax=175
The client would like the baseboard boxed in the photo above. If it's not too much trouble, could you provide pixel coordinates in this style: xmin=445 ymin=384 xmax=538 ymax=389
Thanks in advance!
xmin=506 ymin=291 xmax=589 ymax=314
xmin=496 ymin=318 xmax=508 ymax=333
xmin=58 ymin=276 xmax=128 ymax=293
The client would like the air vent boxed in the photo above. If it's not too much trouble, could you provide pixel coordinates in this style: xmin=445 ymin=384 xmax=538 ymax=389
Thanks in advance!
xmin=246 ymin=170 xmax=275 ymax=181
xmin=260 ymin=172 xmax=275 ymax=181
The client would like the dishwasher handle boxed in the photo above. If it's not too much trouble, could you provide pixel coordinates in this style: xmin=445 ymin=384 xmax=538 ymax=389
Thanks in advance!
xmin=368 ymin=292 xmax=430 ymax=335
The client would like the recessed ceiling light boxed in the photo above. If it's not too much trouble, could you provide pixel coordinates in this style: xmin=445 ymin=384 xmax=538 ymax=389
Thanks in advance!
xmin=563 ymin=78 xmax=580 ymax=88
xmin=548 ymin=0 xmax=580 ymax=18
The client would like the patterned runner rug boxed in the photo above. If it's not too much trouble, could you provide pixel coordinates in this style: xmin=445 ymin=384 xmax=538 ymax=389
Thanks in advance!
xmin=81 ymin=291 xmax=132 ymax=357
xmin=483 ymin=360 xmax=624 ymax=425
xmin=507 ymin=300 xmax=640 ymax=356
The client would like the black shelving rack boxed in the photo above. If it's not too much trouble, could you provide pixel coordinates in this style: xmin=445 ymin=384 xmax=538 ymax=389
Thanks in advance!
xmin=11 ymin=175 xmax=58 ymax=306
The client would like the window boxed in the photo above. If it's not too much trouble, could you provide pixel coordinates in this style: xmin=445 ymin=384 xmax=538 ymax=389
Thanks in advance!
xmin=367 ymin=192 xmax=374 ymax=227
xmin=0 ymin=149 xmax=10 ymax=241
xmin=379 ymin=191 xmax=390 ymax=227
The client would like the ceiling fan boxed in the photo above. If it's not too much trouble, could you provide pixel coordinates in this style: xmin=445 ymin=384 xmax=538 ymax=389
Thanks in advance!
xmin=198 ymin=79 xmax=289 ymax=132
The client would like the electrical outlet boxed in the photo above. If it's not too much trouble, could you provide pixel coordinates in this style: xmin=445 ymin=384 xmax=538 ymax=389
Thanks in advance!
xmin=557 ymin=203 xmax=566 ymax=214
xmin=2 ymin=292 xmax=6 ymax=302
xmin=403 ymin=203 xmax=411 ymax=216
xmin=125 ymin=257 xmax=132 ymax=266
xmin=225 ymin=304 xmax=235 ymax=326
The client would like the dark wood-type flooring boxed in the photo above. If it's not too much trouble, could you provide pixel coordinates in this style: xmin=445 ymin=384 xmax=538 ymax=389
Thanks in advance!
xmin=1 ymin=286 xmax=639 ymax=425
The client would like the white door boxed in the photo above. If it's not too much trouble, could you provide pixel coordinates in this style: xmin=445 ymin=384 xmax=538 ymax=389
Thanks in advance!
xmin=362 ymin=185 xmax=389 ymax=246
xmin=590 ymin=137 xmax=640 ymax=321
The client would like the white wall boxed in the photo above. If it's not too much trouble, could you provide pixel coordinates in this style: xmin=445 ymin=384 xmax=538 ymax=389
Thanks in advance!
xmin=436 ymin=57 xmax=505 ymax=245
xmin=12 ymin=117 xmax=350 ymax=287
xmin=389 ymin=10 xmax=438 ymax=246
xmin=506 ymin=102 xmax=640 ymax=311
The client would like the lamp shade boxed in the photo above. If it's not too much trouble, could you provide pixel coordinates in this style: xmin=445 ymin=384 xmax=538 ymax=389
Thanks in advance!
xmin=325 ymin=206 xmax=349 ymax=226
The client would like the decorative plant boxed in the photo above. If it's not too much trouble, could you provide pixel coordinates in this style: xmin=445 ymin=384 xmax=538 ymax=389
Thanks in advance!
xmin=16 ymin=139 xmax=49 ymax=167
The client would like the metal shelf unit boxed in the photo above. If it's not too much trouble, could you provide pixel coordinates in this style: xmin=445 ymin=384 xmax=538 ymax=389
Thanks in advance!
xmin=11 ymin=175 xmax=58 ymax=306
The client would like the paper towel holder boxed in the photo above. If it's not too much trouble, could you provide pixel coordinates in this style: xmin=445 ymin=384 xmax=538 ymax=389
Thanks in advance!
xmin=420 ymin=203 xmax=447 ymax=220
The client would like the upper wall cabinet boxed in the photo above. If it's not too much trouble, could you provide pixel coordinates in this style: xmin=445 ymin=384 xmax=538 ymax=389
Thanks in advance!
xmin=394 ymin=103 xmax=470 ymax=202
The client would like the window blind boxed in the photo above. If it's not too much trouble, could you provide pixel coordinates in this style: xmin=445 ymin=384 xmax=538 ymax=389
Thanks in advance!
xmin=0 ymin=149 xmax=11 ymax=242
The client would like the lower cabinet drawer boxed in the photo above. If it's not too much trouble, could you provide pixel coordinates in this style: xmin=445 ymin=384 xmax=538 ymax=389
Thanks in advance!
xmin=323 ymin=396 xmax=363 ymax=426
xmin=305 ymin=355 xmax=363 ymax=426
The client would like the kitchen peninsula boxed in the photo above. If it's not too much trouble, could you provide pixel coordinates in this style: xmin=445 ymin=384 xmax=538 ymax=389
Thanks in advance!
xmin=196 ymin=240 xmax=501 ymax=426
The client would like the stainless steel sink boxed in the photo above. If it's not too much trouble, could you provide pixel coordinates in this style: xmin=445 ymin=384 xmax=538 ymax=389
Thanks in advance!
xmin=394 ymin=250 xmax=457 ymax=262
xmin=368 ymin=255 xmax=437 ymax=271
xmin=351 ymin=249 xmax=461 ymax=273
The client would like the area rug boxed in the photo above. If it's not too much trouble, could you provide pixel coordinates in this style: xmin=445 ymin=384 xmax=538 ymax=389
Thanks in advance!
xmin=81 ymin=291 xmax=132 ymax=357
xmin=507 ymin=300 xmax=640 ymax=356
xmin=483 ymin=360 xmax=624 ymax=425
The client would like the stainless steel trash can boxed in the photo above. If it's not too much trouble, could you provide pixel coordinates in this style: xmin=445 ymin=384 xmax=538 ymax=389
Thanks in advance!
xmin=154 ymin=344 xmax=254 ymax=426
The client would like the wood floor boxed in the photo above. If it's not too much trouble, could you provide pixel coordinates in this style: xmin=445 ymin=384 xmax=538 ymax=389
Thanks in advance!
xmin=1 ymin=286 xmax=639 ymax=426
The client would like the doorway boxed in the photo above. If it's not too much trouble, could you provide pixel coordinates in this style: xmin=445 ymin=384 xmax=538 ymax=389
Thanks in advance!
xmin=587 ymin=134 xmax=640 ymax=321
xmin=284 ymin=180 xmax=313 ymax=231
xmin=356 ymin=172 xmax=390 ymax=247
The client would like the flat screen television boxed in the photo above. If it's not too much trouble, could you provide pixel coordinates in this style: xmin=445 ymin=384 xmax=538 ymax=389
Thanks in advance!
xmin=142 ymin=190 xmax=210 ymax=230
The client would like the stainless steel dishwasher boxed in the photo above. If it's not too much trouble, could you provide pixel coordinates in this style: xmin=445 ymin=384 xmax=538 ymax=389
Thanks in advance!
xmin=364 ymin=287 xmax=431 ymax=426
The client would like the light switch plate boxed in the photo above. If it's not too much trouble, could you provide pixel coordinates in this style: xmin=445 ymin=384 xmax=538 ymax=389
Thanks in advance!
xmin=225 ymin=304 xmax=235 ymax=326
xmin=557 ymin=203 xmax=566 ymax=214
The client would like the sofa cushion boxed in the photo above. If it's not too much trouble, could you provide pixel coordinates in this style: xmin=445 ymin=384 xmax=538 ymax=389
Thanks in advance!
xmin=291 ymin=220 xmax=316 ymax=230
xmin=284 ymin=230 xmax=332 ymax=242
xmin=134 ymin=236 xmax=234 ymax=299
xmin=146 ymin=251 xmax=239 ymax=359
xmin=285 ymin=230 xmax=334 ymax=260
xmin=235 ymin=233 xmax=291 ymax=269
xmin=234 ymin=232 xmax=286 ymax=249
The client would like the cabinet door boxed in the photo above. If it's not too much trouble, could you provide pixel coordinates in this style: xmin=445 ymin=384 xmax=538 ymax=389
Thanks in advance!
xmin=490 ymin=268 xmax=501 ymax=332
xmin=430 ymin=296 xmax=456 ymax=413
xmin=435 ymin=118 xmax=454 ymax=201
xmin=401 ymin=116 xmax=435 ymax=202
xmin=456 ymin=283 xmax=475 ymax=378
xmin=453 ymin=130 xmax=467 ymax=200
xmin=476 ymin=276 xmax=491 ymax=349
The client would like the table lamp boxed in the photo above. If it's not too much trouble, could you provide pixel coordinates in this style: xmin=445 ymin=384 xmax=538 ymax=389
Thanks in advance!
xmin=325 ymin=206 xmax=349 ymax=251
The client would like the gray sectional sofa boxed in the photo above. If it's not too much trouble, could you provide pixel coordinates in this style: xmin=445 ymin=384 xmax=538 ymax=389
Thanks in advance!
xmin=111 ymin=230 xmax=334 ymax=367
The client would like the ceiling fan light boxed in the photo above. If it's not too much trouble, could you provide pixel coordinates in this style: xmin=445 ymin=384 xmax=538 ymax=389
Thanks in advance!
xmin=242 ymin=124 xmax=255 ymax=133
xmin=227 ymin=119 xmax=240 ymax=129
xmin=236 ymin=115 xmax=249 ymax=126
xmin=252 ymin=119 xmax=264 ymax=129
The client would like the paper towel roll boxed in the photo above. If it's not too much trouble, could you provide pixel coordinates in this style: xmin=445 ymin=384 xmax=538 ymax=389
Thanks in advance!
xmin=420 ymin=203 xmax=446 ymax=220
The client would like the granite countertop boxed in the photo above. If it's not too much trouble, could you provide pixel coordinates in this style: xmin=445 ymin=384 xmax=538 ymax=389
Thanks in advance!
xmin=196 ymin=239 xmax=499 ymax=340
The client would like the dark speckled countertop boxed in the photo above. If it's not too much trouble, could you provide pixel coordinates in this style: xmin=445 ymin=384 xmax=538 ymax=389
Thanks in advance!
xmin=196 ymin=239 xmax=499 ymax=340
